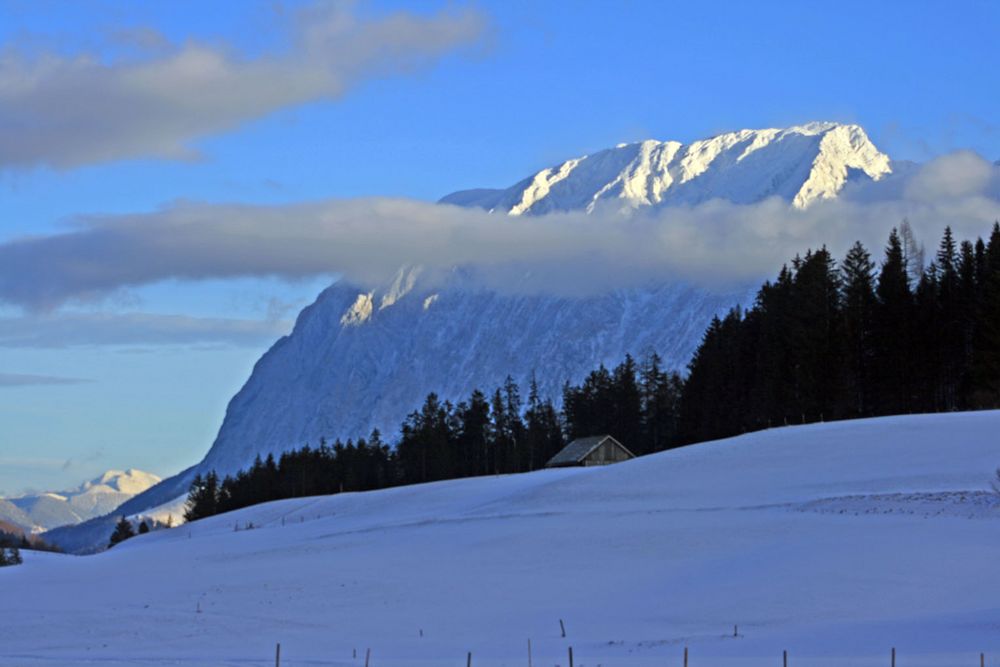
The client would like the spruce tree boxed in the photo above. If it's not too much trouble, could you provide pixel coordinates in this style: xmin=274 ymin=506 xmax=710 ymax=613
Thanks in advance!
xmin=873 ymin=228 xmax=914 ymax=414
xmin=971 ymin=223 xmax=1000 ymax=405
xmin=611 ymin=355 xmax=643 ymax=453
xmin=840 ymin=241 xmax=877 ymax=415
xmin=108 ymin=516 xmax=135 ymax=549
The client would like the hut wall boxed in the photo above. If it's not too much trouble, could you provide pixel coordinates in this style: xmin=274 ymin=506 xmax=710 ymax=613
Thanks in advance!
xmin=582 ymin=440 xmax=631 ymax=466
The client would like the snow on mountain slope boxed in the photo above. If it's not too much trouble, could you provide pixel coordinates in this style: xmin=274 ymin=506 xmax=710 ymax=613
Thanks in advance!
xmin=2 ymin=411 xmax=998 ymax=666
xmin=193 ymin=272 xmax=750 ymax=479
xmin=3 ymin=469 xmax=162 ymax=532
xmin=0 ymin=501 xmax=32 ymax=533
xmin=441 ymin=122 xmax=891 ymax=213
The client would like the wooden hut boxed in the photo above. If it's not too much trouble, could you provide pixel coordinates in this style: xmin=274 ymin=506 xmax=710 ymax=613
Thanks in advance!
xmin=545 ymin=435 xmax=635 ymax=468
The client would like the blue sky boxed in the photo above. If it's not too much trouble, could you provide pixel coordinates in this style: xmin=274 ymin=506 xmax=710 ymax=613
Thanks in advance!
xmin=1 ymin=0 xmax=998 ymax=495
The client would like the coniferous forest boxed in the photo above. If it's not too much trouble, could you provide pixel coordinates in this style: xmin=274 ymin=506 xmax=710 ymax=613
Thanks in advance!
xmin=184 ymin=223 xmax=1000 ymax=522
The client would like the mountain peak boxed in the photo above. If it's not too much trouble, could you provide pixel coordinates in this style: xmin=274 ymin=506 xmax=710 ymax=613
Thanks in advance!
xmin=79 ymin=469 xmax=162 ymax=496
xmin=441 ymin=122 xmax=890 ymax=213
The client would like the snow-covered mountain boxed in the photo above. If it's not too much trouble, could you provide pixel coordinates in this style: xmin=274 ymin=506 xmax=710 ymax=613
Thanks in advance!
xmin=1 ymin=469 xmax=161 ymax=533
xmin=194 ymin=273 xmax=750 ymax=478
xmin=49 ymin=122 xmax=893 ymax=549
xmin=441 ymin=122 xmax=890 ymax=212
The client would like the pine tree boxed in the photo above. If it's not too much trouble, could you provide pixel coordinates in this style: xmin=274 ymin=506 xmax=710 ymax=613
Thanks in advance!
xmin=611 ymin=355 xmax=643 ymax=453
xmin=971 ymin=223 xmax=1000 ymax=405
xmin=184 ymin=471 xmax=220 ymax=522
xmin=502 ymin=376 xmax=525 ymax=473
xmin=840 ymin=241 xmax=877 ymax=415
xmin=933 ymin=227 xmax=964 ymax=408
xmin=138 ymin=521 xmax=150 ymax=535
xmin=108 ymin=516 xmax=136 ymax=549
xmin=873 ymin=228 xmax=914 ymax=414
xmin=456 ymin=389 xmax=492 ymax=476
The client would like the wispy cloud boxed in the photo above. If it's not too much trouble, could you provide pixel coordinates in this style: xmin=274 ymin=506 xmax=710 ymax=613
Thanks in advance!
xmin=0 ymin=2 xmax=487 ymax=169
xmin=0 ymin=312 xmax=293 ymax=348
xmin=0 ymin=372 xmax=91 ymax=387
xmin=0 ymin=152 xmax=997 ymax=309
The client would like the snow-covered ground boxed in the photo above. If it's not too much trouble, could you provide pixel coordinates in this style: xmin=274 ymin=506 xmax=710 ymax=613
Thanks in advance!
xmin=1 ymin=411 xmax=998 ymax=667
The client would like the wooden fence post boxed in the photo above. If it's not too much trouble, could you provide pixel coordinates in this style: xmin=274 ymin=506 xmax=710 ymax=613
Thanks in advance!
xmin=684 ymin=646 xmax=688 ymax=667
xmin=783 ymin=649 xmax=787 ymax=667
xmin=275 ymin=643 xmax=281 ymax=667
xmin=527 ymin=638 xmax=532 ymax=667
xmin=365 ymin=647 xmax=371 ymax=667
xmin=891 ymin=647 xmax=895 ymax=667
xmin=568 ymin=646 xmax=574 ymax=667
xmin=466 ymin=651 xmax=472 ymax=667
xmin=559 ymin=619 xmax=566 ymax=638
xmin=981 ymin=653 xmax=984 ymax=667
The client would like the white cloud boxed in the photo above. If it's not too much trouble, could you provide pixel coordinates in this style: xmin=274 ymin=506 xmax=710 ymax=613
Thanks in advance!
xmin=0 ymin=372 xmax=90 ymax=387
xmin=0 ymin=2 xmax=486 ymax=169
xmin=0 ymin=152 xmax=997 ymax=310
xmin=0 ymin=312 xmax=293 ymax=348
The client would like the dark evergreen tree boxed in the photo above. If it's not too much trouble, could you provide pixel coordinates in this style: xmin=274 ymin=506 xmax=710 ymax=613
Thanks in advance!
xmin=840 ymin=241 xmax=877 ymax=415
xmin=523 ymin=375 xmax=564 ymax=469
xmin=639 ymin=352 xmax=682 ymax=453
xmin=971 ymin=223 xmax=1000 ymax=405
xmin=456 ymin=389 xmax=492 ymax=476
xmin=873 ymin=228 xmax=914 ymax=414
xmin=108 ymin=516 xmax=135 ymax=548
xmin=184 ymin=471 xmax=220 ymax=522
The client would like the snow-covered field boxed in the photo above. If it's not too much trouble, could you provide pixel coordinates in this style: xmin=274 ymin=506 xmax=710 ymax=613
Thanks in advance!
xmin=2 ymin=411 xmax=998 ymax=667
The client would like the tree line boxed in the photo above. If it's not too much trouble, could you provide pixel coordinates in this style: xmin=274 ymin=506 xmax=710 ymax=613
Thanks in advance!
xmin=0 ymin=528 xmax=60 ymax=554
xmin=106 ymin=515 xmax=173 ymax=549
xmin=184 ymin=358 xmax=684 ymax=521
xmin=681 ymin=223 xmax=1000 ymax=442
xmin=181 ymin=222 xmax=1000 ymax=524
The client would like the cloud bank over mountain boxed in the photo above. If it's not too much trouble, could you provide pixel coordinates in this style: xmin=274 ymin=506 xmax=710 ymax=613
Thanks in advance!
xmin=0 ymin=2 xmax=486 ymax=169
xmin=0 ymin=151 xmax=997 ymax=311
xmin=0 ymin=312 xmax=292 ymax=349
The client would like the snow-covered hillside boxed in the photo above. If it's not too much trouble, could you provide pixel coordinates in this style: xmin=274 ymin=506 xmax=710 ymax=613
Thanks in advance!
xmin=441 ymin=122 xmax=890 ymax=212
xmin=3 ymin=412 xmax=998 ymax=666
xmin=0 ymin=469 xmax=161 ymax=533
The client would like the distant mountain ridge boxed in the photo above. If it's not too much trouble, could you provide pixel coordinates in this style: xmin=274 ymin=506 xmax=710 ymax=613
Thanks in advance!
xmin=0 ymin=469 xmax=161 ymax=533
xmin=48 ymin=122 xmax=894 ymax=552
